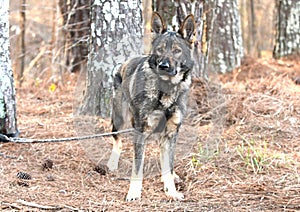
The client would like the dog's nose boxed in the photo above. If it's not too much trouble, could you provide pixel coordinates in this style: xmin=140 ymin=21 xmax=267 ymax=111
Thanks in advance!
xmin=158 ymin=60 xmax=170 ymax=70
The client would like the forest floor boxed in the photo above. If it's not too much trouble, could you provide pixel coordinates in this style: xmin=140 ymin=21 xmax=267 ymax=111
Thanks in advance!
xmin=1 ymin=56 xmax=300 ymax=211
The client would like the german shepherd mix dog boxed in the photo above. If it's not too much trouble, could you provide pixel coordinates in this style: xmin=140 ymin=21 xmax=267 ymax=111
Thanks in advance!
xmin=107 ymin=12 xmax=195 ymax=201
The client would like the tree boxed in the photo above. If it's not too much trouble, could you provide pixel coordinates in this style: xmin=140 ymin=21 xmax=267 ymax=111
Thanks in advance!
xmin=58 ymin=0 xmax=91 ymax=73
xmin=207 ymin=0 xmax=243 ymax=73
xmin=174 ymin=0 xmax=206 ymax=77
xmin=0 ymin=0 xmax=19 ymax=137
xmin=78 ymin=0 xmax=143 ymax=118
xmin=17 ymin=0 xmax=26 ymax=84
xmin=154 ymin=0 xmax=176 ymax=29
xmin=273 ymin=0 xmax=300 ymax=58
xmin=154 ymin=0 xmax=243 ymax=75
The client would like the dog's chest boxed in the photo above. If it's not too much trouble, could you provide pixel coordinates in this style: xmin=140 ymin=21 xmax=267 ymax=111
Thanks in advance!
xmin=144 ymin=75 xmax=180 ymax=109
xmin=159 ymin=89 xmax=178 ymax=108
xmin=133 ymin=61 xmax=191 ymax=111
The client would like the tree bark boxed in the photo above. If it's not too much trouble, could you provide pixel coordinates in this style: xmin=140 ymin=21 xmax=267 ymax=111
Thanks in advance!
xmin=143 ymin=0 xmax=152 ymax=53
xmin=0 ymin=0 xmax=19 ymax=136
xmin=207 ymin=0 xmax=244 ymax=73
xmin=249 ymin=0 xmax=258 ymax=56
xmin=175 ymin=0 xmax=206 ymax=78
xmin=155 ymin=0 xmax=176 ymax=30
xmin=78 ymin=0 xmax=143 ymax=118
xmin=273 ymin=0 xmax=300 ymax=58
xmin=17 ymin=0 xmax=26 ymax=84
xmin=58 ymin=0 xmax=90 ymax=73
xmin=154 ymin=0 xmax=243 ymax=75
xmin=51 ymin=0 xmax=64 ymax=83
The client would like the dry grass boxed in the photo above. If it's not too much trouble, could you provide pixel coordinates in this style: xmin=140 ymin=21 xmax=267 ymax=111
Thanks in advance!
xmin=1 ymin=57 xmax=300 ymax=211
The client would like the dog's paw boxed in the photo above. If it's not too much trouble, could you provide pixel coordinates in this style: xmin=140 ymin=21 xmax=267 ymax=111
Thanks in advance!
xmin=125 ymin=180 xmax=142 ymax=202
xmin=165 ymin=189 xmax=184 ymax=200
xmin=125 ymin=190 xmax=141 ymax=202
xmin=162 ymin=173 xmax=184 ymax=201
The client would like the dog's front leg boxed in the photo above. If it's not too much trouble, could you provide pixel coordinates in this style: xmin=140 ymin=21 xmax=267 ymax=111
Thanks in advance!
xmin=160 ymin=109 xmax=184 ymax=200
xmin=107 ymin=136 xmax=122 ymax=171
xmin=126 ymin=133 xmax=146 ymax=201
xmin=107 ymin=87 xmax=124 ymax=171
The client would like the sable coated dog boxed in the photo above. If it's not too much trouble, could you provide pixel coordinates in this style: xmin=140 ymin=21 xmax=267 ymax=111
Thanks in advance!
xmin=107 ymin=12 xmax=195 ymax=201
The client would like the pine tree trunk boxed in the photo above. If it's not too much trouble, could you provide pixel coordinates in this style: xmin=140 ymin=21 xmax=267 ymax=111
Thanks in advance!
xmin=154 ymin=0 xmax=243 ymax=75
xmin=17 ymin=0 xmax=26 ymax=84
xmin=208 ymin=0 xmax=244 ymax=73
xmin=78 ymin=0 xmax=143 ymax=118
xmin=273 ymin=0 xmax=300 ymax=58
xmin=155 ymin=0 xmax=176 ymax=30
xmin=143 ymin=0 xmax=152 ymax=53
xmin=0 ymin=0 xmax=19 ymax=136
xmin=174 ymin=0 xmax=206 ymax=77
xmin=58 ymin=0 xmax=91 ymax=73
xmin=249 ymin=0 xmax=258 ymax=56
xmin=51 ymin=0 xmax=64 ymax=83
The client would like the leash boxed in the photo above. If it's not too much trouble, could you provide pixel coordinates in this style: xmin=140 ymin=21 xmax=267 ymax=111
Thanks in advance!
xmin=0 ymin=128 xmax=135 ymax=143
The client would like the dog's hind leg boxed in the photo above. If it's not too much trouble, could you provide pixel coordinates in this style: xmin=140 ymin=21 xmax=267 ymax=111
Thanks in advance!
xmin=160 ymin=109 xmax=184 ymax=200
xmin=126 ymin=132 xmax=146 ymax=201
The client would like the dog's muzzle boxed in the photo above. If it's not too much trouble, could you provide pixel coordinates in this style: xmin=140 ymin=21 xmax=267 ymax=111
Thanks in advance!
xmin=158 ymin=59 xmax=177 ymax=76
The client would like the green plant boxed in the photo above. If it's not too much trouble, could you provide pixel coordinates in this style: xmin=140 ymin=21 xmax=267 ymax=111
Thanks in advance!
xmin=190 ymin=142 xmax=221 ymax=168
xmin=236 ymin=131 xmax=288 ymax=174
xmin=191 ymin=154 xmax=201 ymax=167
xmin=191 ymin=143 xmax=202 ymax=166
xmin=236 ymin=139 xmax=266 ymax=173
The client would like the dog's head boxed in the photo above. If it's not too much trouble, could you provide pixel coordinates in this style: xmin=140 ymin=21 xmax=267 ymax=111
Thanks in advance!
xmin=149 ymin=12 xmax=195 ymax=80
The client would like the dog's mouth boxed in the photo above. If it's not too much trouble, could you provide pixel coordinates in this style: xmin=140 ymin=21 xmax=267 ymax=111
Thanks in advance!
xmin=157 ymin=61 xmax=178 ymax=76
xmin=164 ymin=68 xmax=177 ymax=76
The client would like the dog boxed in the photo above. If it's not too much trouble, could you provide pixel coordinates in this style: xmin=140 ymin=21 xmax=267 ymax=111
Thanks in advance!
xmin=107 ymin=12 xmax=195 ymax=201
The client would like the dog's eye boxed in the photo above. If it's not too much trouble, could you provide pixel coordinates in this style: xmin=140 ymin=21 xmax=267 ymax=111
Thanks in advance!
xmin=157 ymin=47 xmax=163 ymax=53
xmin=174 ymin=48 xmax=182 ymax=54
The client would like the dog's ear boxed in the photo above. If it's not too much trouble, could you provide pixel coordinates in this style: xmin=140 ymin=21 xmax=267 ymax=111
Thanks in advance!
xmin=151 ymin=12 xmax=166 ymax=34
xmin=179 ymin=14 xmax=196 ymax=43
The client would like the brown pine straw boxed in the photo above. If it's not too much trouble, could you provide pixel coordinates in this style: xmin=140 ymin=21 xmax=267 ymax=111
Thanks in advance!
xmin=1 ymin=58 xmax=300 ymax=210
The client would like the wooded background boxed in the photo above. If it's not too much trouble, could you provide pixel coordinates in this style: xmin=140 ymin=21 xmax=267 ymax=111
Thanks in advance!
xmin=1 ymin=0 xmax=298 ymax=132
xmin=8 ymin=0 xmax=279 ymax=82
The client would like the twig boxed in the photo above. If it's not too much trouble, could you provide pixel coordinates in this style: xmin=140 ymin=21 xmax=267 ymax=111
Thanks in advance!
xmin=17 ymin=199 xmax=64 ymax=210
xmin=1 ymin=202 xmax=21 ymax=210
xmin=0 ymin=152 xmax=17 ymax=159
xmin=23 ymin=46 xmax=47 ymax=77
xmin=62 ymin=205 xmax=81 ymax=211
xmin=0 ymin=128 xmax=135 ymax=143
xmin=16 ymin=199 xmax=80 ymax=211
